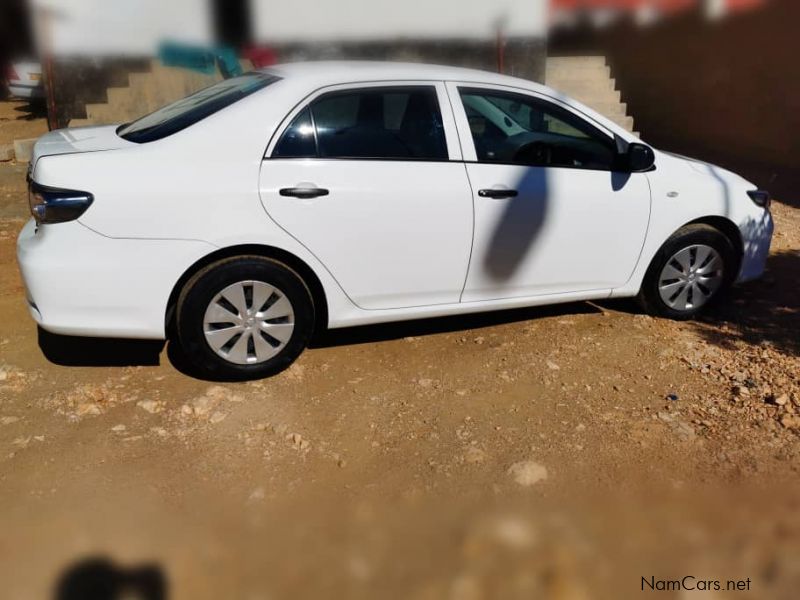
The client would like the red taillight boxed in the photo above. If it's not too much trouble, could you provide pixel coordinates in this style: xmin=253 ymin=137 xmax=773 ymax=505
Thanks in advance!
xmin=6 ymin=65 xmax=19 ymax=81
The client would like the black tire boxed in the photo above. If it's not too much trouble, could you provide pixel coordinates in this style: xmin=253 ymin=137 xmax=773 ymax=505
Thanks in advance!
xmin=175 ymin=256 xmax=314 ymax=380
xmin=637 ymin=224 xmax=737 ymax=320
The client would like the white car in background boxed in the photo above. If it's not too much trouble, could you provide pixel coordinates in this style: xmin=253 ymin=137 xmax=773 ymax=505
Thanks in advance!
xmin=6 ymin=61 xmax=44 ymax=100
xmin=17 ymin=62 xmax=773 ymax=379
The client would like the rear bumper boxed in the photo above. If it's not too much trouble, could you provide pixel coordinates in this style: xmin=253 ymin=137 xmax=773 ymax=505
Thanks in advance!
xmin=16 ymin=218 xmax=215 ymax=339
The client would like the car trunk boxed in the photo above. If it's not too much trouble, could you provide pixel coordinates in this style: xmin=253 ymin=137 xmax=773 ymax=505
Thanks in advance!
xmin=30 ymin=126 xmax=133 ymax=167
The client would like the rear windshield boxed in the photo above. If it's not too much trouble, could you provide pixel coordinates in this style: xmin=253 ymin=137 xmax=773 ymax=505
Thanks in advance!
xmin=117 ymin=72 xmax=280 ymax=143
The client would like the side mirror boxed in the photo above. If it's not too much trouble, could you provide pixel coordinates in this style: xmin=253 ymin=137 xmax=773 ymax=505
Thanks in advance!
xmin=625 ymin=143 xmax=656 ymax=172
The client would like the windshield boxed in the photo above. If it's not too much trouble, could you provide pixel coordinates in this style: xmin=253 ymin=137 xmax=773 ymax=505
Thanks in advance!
xmin=117 ymin=72 xmax=280 ymax=143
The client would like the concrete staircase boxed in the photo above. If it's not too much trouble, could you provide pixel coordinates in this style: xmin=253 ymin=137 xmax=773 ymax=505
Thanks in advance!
xmin=545 ymin=56 xmax=637 ymax=135
xmin=68 ymin=61 xmax=231 ymax=127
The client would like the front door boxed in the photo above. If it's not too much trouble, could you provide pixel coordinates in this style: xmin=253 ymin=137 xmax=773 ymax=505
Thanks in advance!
xmin=448 ymin=83 xmax=651 ymax=302
xmin=260 ymin=83 xmax=473 ymax=310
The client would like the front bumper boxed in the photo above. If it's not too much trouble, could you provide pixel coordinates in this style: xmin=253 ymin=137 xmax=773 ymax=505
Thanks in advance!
xmin=737 ymin=209 xmax=774 ymax=283
xmin=17 ymin=218 xmax=215 ymax=339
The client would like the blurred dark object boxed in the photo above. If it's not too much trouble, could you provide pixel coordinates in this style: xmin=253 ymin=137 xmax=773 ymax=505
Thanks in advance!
xmin=0 ymin=0 xmax=35 ymax=70
xmin=212 ymin=0 xmax=252 ymax=48
xmin=550 ymin=0 xmax=800 ymax=205
xmin=54 ymin=558 xmax=167 ymax=600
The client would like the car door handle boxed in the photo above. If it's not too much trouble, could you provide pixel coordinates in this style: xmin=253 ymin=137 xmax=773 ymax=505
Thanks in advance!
xmin=279 ymin=187 xmax=330 ymax=199
xmin=478 ymin=188 xmax=518 ymax=199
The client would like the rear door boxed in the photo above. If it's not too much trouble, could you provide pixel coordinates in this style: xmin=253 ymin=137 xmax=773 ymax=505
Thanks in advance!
xmin=259 ymin=82 xmax=473 ymax=310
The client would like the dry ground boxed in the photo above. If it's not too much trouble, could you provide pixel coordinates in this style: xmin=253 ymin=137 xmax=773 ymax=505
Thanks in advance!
xmin=1 ymin=102 xmax=799 ymax=599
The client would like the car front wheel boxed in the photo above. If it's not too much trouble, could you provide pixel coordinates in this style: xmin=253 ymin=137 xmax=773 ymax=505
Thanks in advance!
xmin=175 ymin=256 xmax=314 ymax=379
xmin=638 ymin=224 xmax=737 ymax=320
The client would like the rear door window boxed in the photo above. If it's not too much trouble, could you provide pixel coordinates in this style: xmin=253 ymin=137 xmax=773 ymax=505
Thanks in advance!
xmin=272 ymin=86 xmax=448 ymax=160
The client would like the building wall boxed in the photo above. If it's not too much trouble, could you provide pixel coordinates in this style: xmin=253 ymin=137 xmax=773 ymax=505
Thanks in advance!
xmin=551 ymin=1 xmax=799 ymax=203
xmin=37 ymin=0 xmax=547 ymax=128
xmin=31 ymin=0 xmax=214 ymax=57
xmin=251 ymin=0 xmax=547 ymax=42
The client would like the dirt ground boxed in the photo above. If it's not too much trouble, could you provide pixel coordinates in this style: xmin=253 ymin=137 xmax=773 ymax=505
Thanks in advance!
xmin=1 ymin=102 xmax=799 ymax=599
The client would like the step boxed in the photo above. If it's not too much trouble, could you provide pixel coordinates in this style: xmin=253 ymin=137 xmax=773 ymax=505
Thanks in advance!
xmin=547 ymin=56 xmax=607 ymax=68
xmin=67 ymin=118 xmax=97 ymax=128
xmin=609 ymin=115 xmax=635 ymax=131
xmin=545 ymin=76 xmax=615 ymax=94
xmin=546 ymin=65 xmax=612 ymax=81
xmin=552 ymin=87 xmax=622 ymax=106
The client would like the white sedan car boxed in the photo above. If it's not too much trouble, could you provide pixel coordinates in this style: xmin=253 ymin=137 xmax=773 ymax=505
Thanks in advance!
xmin=17 ymin=62 xmax=773 ymax=379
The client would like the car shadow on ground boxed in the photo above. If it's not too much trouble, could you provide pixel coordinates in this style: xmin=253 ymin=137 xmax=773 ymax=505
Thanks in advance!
xmin=53 ymin=557 xmax=167 ymax=600
xmin=37 ymin=328 xmax=164 ymax=367
xmin=601 ymin=249 xmax=800 ymax=358
xmin=688 ymin=249 xmax=800 ymax=357
xmin=310 ymin=301 xmax=601 ymax=349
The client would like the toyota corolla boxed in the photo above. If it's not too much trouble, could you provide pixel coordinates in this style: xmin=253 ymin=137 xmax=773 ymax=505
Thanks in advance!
xmin=17 ymin=62 xmax=773 ymax=378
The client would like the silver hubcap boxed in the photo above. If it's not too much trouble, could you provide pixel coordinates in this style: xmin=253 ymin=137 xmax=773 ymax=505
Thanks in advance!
xmin=658 ymin=244 xmax=724 ymax=311
xmin=203 ymin=280 xmax=295 ymax=365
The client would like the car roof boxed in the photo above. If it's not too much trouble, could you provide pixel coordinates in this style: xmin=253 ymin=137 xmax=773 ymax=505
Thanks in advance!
xmin=262 ymin=60 xmax=549 ymax=93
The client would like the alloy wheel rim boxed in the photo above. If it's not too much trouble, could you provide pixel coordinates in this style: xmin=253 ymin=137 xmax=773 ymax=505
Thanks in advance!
xmin=203 ymin=280 xmax=295 ymax=365
xmin=658 ymin=244 xmax=724 ymax=311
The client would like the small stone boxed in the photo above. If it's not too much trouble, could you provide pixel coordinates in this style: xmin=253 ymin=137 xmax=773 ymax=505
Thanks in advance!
xmin=464 ymin=446 xmax=487 ymax=464
xmin=780 ymin=414 xmax=800 ymax=430
xmin=774 ymin=394 xmax=789 ymax=406
xmin=136 ymin=399 xmax=162 ymax=414
xmin=0 ymin=370 xmax=8 ymax=382
xmin=111 ymin=424 xmax=126 ymax=433
xmin=0 ymin=144 xmax=13 ymax=162
xmin=1 ymin=416 xmax=20 ymax=426
xmin=674 ymin=421 xmax=696 ymax=442
xmin=76 ymin=403 xmax=102 ymax=416
xmin=248 ymin=487 xmax=265 ymax=502
xmin=209 ymin=411 xmax=227 ymax=424
xmin=417 ymin=378 xmax=433 ymax=388
xmin=546 ymin=360 xmax=560 ymax=371
xmin=507 ymin=459 xmax=548 ymax=487
xmin=181 ymin=404 xmax=193 ymax=416
xmin=733 ymin=385 xmax=750 ymax=398
xmin=657 ymin=411 xmax=674 ymax=423
xmin=666 ymin=393 xmax=679 ymax=402
xmin=191 ymin=395 xmax=218 ymax=417
xmin=150 ymin=427 xmax=169 ymax=437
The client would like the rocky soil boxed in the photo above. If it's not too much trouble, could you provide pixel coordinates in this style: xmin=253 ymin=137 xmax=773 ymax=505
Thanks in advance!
xmin=1 ymin=102 xmax=799 ymax=599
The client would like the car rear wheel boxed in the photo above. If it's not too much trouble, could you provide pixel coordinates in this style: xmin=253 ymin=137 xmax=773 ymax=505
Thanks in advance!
xmin=638 ymin=224 xmax=737 ymax=320
xmin=176 ymin=256 xmax=314 ymax=379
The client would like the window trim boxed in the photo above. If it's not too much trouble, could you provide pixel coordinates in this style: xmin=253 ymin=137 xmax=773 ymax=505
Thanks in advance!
xmin=265 ymin=80 xmax=462 ymax=162
xmin=445 ymin=81 xmax=624 ymax=172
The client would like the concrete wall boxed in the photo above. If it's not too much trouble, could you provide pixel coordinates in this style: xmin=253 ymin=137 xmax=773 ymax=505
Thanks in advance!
xmin=551 ymin=0 xmax=800 ymax=204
